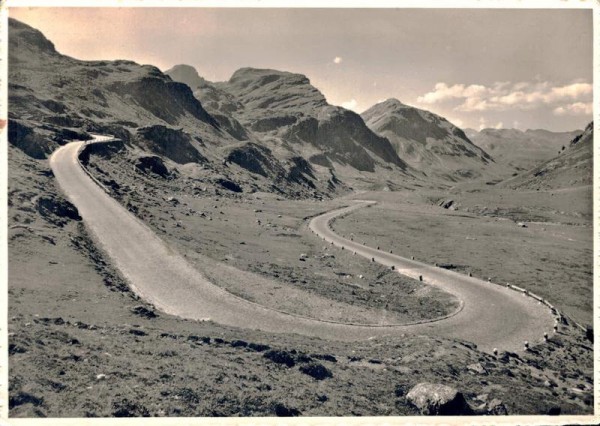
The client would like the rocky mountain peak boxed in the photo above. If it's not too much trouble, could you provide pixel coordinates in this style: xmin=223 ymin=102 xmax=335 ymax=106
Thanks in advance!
xmin=8 ymin=18 xmax=57 ymax=55
xmin=164 ymin=64 xmax=207 ymax=90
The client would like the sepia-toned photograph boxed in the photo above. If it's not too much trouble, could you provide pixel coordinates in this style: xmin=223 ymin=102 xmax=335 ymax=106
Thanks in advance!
xmin=2 ymin=2 xmax=597 ymax=423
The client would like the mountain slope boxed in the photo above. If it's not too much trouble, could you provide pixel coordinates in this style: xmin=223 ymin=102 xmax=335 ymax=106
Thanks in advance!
xmin=502 ymin=122 xmax=593 ymax=190
xmin=469 ymin=128 xmax=583 ymax=171
xmin=8 ymin=20 xmax=346 ymax=198
xmin=361 ymin=99 xmax=494 ymax=181
xmin=169 ymin=66 xmax=410 ymax=174
xmin=8 ymin=18 xmax=224 ymax=159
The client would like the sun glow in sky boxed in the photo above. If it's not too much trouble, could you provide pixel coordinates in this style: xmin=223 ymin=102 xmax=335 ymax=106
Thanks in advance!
xmin=9 ymin=7 xmax=593 ymax=132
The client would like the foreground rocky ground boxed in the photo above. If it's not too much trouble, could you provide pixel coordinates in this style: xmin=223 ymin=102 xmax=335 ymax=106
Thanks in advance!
xmin=8 ymin=144 xmax=594 ymax=417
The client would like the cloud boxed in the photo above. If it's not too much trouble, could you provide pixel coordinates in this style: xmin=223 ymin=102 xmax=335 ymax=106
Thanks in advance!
xmin=341 ymin=99 xmax=358 ymax=111
xmin=416 ymin=80 xmax=593 ymax=114
xmin=333 ymin=56 xmax=343 ymax=64
xmin=445 ymin=116 xmax=464 ymax=128
xmin=553 ymin=102 xmax=593 ymax=116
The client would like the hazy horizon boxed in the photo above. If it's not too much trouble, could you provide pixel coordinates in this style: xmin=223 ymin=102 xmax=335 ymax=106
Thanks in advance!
xmin=9 ymin=7 xmax=593 ymax=132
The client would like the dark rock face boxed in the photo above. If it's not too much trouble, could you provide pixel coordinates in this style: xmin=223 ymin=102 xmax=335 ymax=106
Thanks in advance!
xmin=8 ymin=120 xmax=55 ymax=159
xmin=226 ymin=143 xmax=282 ymax=177
xmin=210 ymin=113 xmax=249 ymax=141
xmin=286 ymin=157 xmax=316 ymax=188
xmin=317 ymin=107 xmax=406 ymax=169
xmin=406 ymin=382 xmax=474 ymax=415
xmin=216 ymin=178 xmax=242 ymax=193
xmin=134 ymin=126 xmax=206 ymax=165
xmin=107 ymin=77 xmax=218 ymax=127
xmin=135 ymin=156 xmax=170 ymax=178
xmin=36 ymin=195 xmax=82 ymax=226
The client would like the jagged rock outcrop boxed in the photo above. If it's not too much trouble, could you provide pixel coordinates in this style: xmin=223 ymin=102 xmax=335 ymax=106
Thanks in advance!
xmin=134 ymin=126 xmax=207 ymax=165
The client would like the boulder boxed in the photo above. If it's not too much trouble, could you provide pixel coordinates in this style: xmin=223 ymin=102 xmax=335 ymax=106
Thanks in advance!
xmin=466 ymin=362 xmax=488 ymax=375
xmin=36 ymin=195 xmax=81 ymax=226
xmin=135 ymin=155 xmax=170 ymax=178
xmin=299 ymin=362 xmax=333 ymax=380
xmin=406 ymin=382 xmax=473 ymax=415
xmin=485 ymin=398 xmax=508 ymax=415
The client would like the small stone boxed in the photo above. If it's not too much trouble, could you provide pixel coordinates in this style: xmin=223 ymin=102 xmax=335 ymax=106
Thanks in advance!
xmin=486 ymin=398 xmax=508 ymax=415
xmin=467 ymin=362 xmax=487 ymax=375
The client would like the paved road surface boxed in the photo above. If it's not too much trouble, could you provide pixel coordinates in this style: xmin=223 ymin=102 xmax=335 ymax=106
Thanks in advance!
xmin=49 ymin=137 xmax=554 ymax=352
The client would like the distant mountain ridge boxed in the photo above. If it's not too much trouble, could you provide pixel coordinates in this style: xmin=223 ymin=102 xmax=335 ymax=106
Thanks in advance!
xmin=167 ymin=65 xmax=409 ymax=174
xmin=13 ymin=19 xmax=582 ymax=198
xmin=468 ymin=127 xmax=583 ymax=171
xmin=501 ymin=122 xmax=593 ymax=190
xmin=361 ymin=99 xmax=495 ymax=181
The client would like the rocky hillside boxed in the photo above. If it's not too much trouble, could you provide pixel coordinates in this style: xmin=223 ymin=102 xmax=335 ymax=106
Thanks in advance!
xmin=7 ymin=20 xmax=348 ymax=198
xmin=8 ymin=19 xmax=225 ymax=155
xmin=469 ymin=128 xmax=583 ymax=171
xmin=361 ymin=99 xmax=495 ymax=181
xmin=168 ymin=66 xmax=410 ymax=175
xmin=502 ymin=122 xmax=593 ymax=190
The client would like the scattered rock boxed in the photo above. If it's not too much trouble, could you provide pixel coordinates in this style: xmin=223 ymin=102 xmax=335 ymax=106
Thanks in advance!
xmin=466 ymin=362 xmax=487 ymax=375
xmin=248 ymin=342 xmax=271 ymax=352
xmin=36 ymin=195 xmax=81 ymax=225
xmin=264 ymin=349 xmax=296 ymax=367
xmin=131 ymin=305 xmax=158 ymax=319
xmin=272 ymin=402 xmax=301 ymax=417
xmin=9 ymin=391 xmax=44 ymax=409
xmin=135 ymin=155 xmax=170 ymax=178
xmin=311 ymin=354 xmax=337 ymax=363
xmin=439 ymin=199 xmax=454 ymax=209
xmin=406 ymin=382 xmax=473 ymax=415
xmin=8 ymin=343 xmax=27 ymax=355
xmin=216 ymin=178 xmax=242 ymax=193
xmin=112 ymin=398 xmax=150 ymax=417
xmin=299 ymin=362 xmax=333 ymax=380
xmin=485 ymin=398 xmax=508 ymax=415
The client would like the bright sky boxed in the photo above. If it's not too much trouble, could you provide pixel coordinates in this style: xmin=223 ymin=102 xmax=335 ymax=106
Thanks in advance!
xmin=9 ymin=7 xmax=593 ymax=132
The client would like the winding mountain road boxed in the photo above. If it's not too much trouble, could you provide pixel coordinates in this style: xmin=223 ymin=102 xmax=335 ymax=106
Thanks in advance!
xmin=49 ymin=136 xmax=554 ymax=353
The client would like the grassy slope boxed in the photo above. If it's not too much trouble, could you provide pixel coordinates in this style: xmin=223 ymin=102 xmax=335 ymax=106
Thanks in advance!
xmin=8 ymin=145 xmax=594 ymax=417
xmin=333 ymin=188 xmax=593 ymax=326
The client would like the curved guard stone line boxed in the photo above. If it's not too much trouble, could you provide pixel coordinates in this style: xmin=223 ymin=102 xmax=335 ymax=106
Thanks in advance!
xmin=309 ymin=202 xmax=555 ymax=353
xmin=50 ymin=136 xmax=553 ymax=353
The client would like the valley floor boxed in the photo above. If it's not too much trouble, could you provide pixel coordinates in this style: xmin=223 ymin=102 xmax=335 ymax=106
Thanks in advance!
xmin=7 ymin=145 xmax=595 ymax=417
